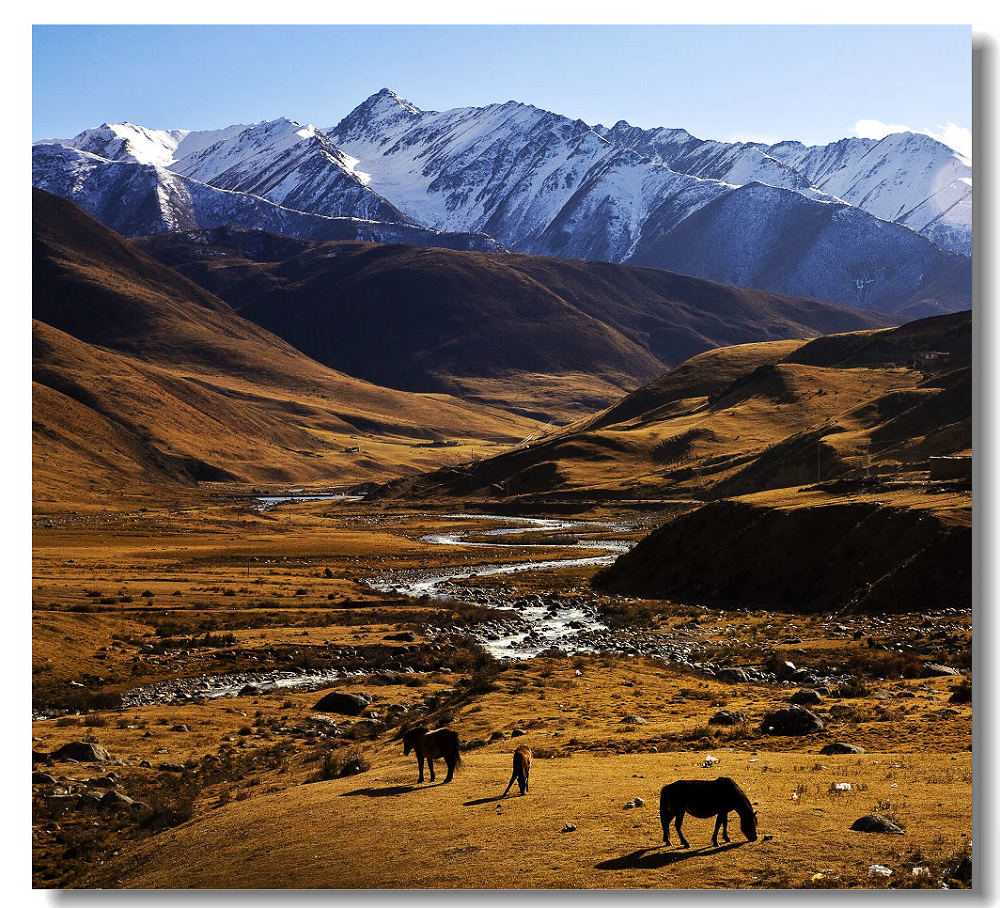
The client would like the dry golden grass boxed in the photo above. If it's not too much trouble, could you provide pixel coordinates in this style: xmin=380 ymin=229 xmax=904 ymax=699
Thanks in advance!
xmin=31 ymin=500 xmax=971 ymax=890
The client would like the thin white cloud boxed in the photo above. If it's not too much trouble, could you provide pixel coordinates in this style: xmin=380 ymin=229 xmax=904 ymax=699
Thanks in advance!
xmin=853 ymin=118 xmax=971 ymax=160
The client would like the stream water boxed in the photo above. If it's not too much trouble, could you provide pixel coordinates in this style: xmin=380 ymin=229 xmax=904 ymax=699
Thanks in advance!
xmin=367 ymin=513 xmax=632 ymax=660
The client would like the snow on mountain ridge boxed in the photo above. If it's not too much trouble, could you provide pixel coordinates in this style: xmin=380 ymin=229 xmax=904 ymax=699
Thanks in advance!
xmin=34 ymin=89 xmax=971 ymax=312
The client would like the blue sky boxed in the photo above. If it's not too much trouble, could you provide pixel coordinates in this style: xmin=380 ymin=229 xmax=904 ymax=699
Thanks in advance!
xmin=33 ymin=24 xmax=972 ymax=152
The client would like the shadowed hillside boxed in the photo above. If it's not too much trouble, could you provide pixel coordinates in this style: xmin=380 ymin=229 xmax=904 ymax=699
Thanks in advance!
xmin=372 ymin=311 xmax=970 ymax=506
xmin=135 ymin=230 xmax=891 ymax=421
xmin=32 ymin=190 xmax=538 ymax=506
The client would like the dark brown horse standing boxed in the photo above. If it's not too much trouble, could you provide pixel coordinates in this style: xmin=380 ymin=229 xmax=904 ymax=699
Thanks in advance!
xmin=502 ymin=746 xmax=532 ymax=796
xmin=659 ymin=777 xmax=758 ymax=848
xmin=402 ymin=726 xmax=461 ymax=784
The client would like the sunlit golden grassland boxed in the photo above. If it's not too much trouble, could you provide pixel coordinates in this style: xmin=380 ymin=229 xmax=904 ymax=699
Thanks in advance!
xmin=32 ymin=501 xmax=971 ymax=889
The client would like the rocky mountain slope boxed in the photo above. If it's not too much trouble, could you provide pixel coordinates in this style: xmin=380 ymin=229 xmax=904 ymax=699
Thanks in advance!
xmin=32 ymin=139 xmax=502 ymax=252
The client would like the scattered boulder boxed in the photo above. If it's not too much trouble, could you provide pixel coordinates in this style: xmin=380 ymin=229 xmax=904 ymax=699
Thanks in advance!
xmin=620 ymin=715 xmax=646 ymax=725
xmin=561 ymin=824 xmax=577 ymax=833
xmin=759 ymin=706 xmax=824 ymax=735
xmin=511 ymin=728 xmax=526 ymax=737
xmin=51 ymin=742 xmax=111 ymax=763
xmin=313 ymin=691 xmax=372 ymax=715
xmin=949 ymin=681 xmax=972 ymax=704
xmin=98 ymin=790 xmax=135 ymax=812
xmin=623 ymin=797 xmax=645 ymax=809
xmin=716 ymin=668 xmax=751 ymax=683
xmin=309 ymin=715 xmax=339 ymax=730
xmin=384 ymin=631 xmax=417 ymax=642
xmin=32 ymin=750 xmax=49 ymax=765
xmin=851 ymin=814 xmax=904 ymax=834
xmin=465 ymin=739 xmax=487 ymax=750
xmin=158 ymin=762 xmax=185 ymax=773
xmin=32 ymin=772 xmax=57 ymax=785
xmin=820 ymin=742 xmax=867 ymax=755
xmin=708 ymin=709 xmax=747 ymax=726
xmin=922 ymin=663 xmax=960 ymax=677
xmin=790 ymin=689 xmax=823 ymax=706
xmin=237 ymin=684 xmax=259 ymax=697
xmin=88 ymin=773 xmax=119 ymax=788
xmin=489 ymin=731 xmax=507 ymax=742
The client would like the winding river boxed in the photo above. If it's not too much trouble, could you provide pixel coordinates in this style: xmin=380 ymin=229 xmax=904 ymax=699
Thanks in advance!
xmin=367 ymin=513 xmax=632 ymax=660
xmin=104 ymin=508 xmax=637 ymax=711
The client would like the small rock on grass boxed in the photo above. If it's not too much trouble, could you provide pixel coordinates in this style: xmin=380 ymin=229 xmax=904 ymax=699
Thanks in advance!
xmin=820 ymin=742 xmax=866 ymax=755
xmin=561 ymin=824 xmax=577 ymax=833
xmin=709 ymin=709 xmax=746 ymax=726
xmin=851 ymin=814 xmax=904 ymax=834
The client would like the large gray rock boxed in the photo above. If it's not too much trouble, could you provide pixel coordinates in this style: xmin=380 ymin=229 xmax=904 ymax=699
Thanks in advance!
xmin=790 ymin=688 xmax=823 ymax=706
xmin=51 ymin=741 xmax=111 ymax=763
xmin=759 ymin=706 xmax=824 ymax=735
xmin=851 ymin=813 xmax=904 ymax=834
xmin=313 ymin=691 xmax=372 ymax=715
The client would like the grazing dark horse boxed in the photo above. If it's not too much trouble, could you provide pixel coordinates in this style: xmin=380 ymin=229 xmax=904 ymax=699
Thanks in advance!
xmin=659 ymin=777 xmax=758 ymax=848
xmin=502 ymin=746 xmax=532 ymax=796
xmin=402 ymin=726 xmax=461 ymax=784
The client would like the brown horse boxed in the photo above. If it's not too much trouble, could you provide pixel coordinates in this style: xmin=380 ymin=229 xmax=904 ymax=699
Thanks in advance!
xmin=659 ymin=777 xmax=758 ymax=848
xmin=402 ymin=726 xmax=461 ymax=783
xmin=502 ymin=746 xmax=532 ymax=796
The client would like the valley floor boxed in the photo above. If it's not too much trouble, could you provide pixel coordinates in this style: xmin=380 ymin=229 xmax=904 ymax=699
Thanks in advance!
xmin=31 ymin=492 xmax=972 ymax=890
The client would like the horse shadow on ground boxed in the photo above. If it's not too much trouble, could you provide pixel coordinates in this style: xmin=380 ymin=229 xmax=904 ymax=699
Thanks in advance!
xmin=596 ymin=841 xmax=747 ymax=871
xmin=340 ymin=784 xmax=422 ymax=797
xmin=463 ymin=795 xmax=508 ymax=806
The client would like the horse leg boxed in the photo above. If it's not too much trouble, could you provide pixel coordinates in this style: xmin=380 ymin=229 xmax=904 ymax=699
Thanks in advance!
xmin=520 ymin=767 xmax=528 ymax=795
xmin=675 ymin=811 xmax=689 ymax=848
xmin=443 ymin=755 xmax=454 ymax=784
xmin=427 ymin=756 xmax=435 ymax=782
xmin=660 ymin=802 xmax=674 ymax=845
xmin=416 ymin=754 xmax=424 ymax=783
xmin=712 ymin=814 xmax=723 ymax=847
xmin=721 ymin=811 xmax=730 ymax=843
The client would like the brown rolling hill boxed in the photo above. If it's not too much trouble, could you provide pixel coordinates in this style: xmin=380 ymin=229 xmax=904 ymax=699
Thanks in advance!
xmin=373 ymin=311 xmax=970 ymax=506
xmin=372 ymin=312 xmax=971 ymax=613
xmin=134 ymin=229 xmax=892 ymax=422
xmin=32 ymin=189 xmax=540 ymax=508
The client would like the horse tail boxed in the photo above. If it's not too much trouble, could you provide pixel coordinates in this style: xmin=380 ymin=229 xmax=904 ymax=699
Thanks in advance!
xmin=448 ymin=730 xmax=462 ymax=770
xmin=659 ymin=784 xmax=676 ymax=828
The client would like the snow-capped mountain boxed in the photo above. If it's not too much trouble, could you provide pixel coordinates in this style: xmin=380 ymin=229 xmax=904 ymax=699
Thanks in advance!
xmin=170 ymin=118 xmax=412 ymax=224
xmin=326 ymin=90 xmax=969 ymax=310
xmin=31 ymin=142 xmax=503 ymax=251
xmin=32 ymin=87 xmax=971 ymax=314
xmin=765 ymin=132 xmax=971 ymax=255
